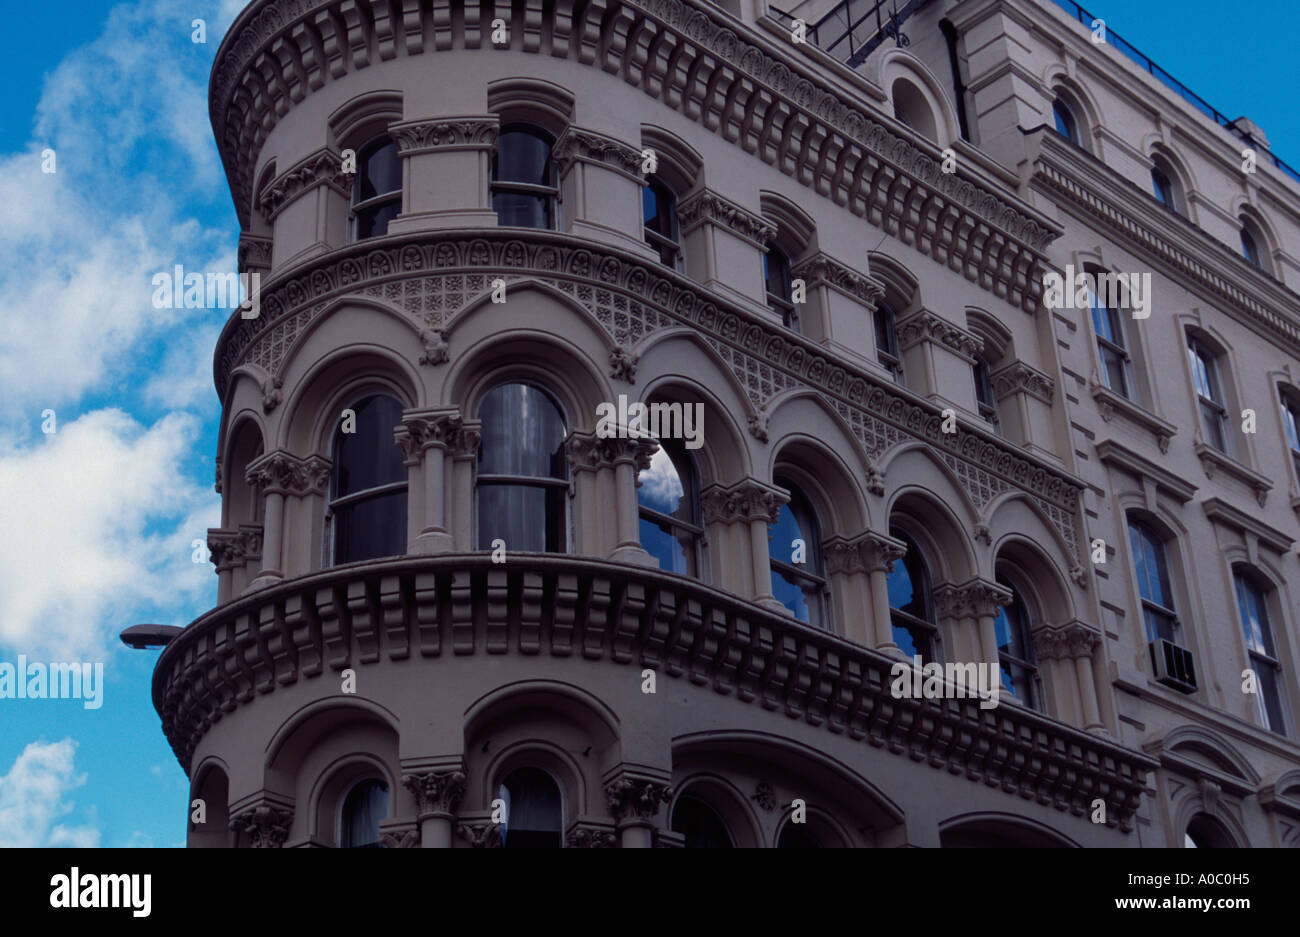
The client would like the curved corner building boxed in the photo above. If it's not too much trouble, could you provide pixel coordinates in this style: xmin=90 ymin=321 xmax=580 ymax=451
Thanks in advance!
xmin=158 ymin=0 xmax=1300 ymax=847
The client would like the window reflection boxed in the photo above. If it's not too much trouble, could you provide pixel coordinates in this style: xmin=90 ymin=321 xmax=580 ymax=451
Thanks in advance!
xmin=769 ymin=477 xmax=827 ymax=629
xmin=888 ymin=529 xmax=936 ymax=657
xmin=329 ymin=394 xmax=408 ymax=565
xmin=476 ymin=383 xmax=568 ymax=552
xmin=637 ymin=439 xmax=701 ymax=577
xmin=340 ymin=779 xmax=389 ymax=848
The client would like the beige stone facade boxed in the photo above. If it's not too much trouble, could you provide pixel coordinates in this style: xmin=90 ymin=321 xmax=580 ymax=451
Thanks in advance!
xmin=160 ymin=0 xmax=1300 ymax=847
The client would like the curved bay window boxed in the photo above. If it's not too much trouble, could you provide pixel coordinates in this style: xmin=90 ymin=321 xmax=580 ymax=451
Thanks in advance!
xmin=350 ymin=136 xmax=401 ymax=241
xmin=1128 ymin=519 xmax=1177 ymax=643
xmin=992 ymin=577 xmax=1039 ymax=708
xmin=874 ymin=303 xmax=904 ymax=383
xmin=671 ymin=796 xmax=732 ymax=848
xmin=499 ymin=767 xmax=562 ymax=848
xmin=340 ymin=778 xmax=389 ymax=848
xmin=492 ymin=125 xmax=557 ymax=229
xmin=1234 ymin=572 xmax=1287 ymax=735
xmin=637 ymin=438 xmax=702 ymax=577
xmin=887 ymin=530 xmax=937 ymax=658
xmin=476 ymin=382 xmax=568 ymax=553
xmin=1187 ymin=337 xmax=1228 ymax=452
xmin=642 ymin=177 xmax=681 ymax=269
xmin=768 ymin=477 xmax=828 ymax=629
xmin=328 ymin=394 xmax=408 ymax=565
xmin=763 ymin=245 xmax=796 ymax=330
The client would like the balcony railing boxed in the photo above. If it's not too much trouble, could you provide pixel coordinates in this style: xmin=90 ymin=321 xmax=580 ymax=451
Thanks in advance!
xmin=154 ymin=553 xmax=1155 ymax=831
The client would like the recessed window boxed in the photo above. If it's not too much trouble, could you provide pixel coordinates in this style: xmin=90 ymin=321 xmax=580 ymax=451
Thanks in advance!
xmin=887 ymin=529 xmax=937 ymax=658
xmin=874 ymin=303 xmax=904 ymax=383
xmin=1088 ymin=270 xmax=1134 ymax=400
xmin=340 ymin=778 xmax=389 ymax=848
xmin=1281 ymin=391 xmax=1300 ymax=480
xmin=1187 ymin=337 xmax=1228 ymax=452
xmin=476 ymin=382 xmax=568 ymax=552
xmin=498 ymin=767 xmax=562 ymax=848
xmin=671 ymin=796 xmax=733 ymax=848
xmin=1128 ymin=519 xmax=1178 ymax=644
xmin=993 ymin=577 xmax=1039 ymax=709
xmin=973 ymin=356 xmax=999 ymax=429
xmin=1234 ymin=572 xmax=1287 ymax=735
xmin=492 ymin=125 xmax=557 ymax=229
xmin=642 ymin=177 xmax=681 ymax=269
xmin=1052 ymin=98 xmax=1079 ymax=145
xmin=350 ymin=136 xmax=401 ymax=241
xmin=763 ymin=246 xmax=797 ymax=330
xmin=769 ymin=477 xmax=828 ymax=629
xmin=1241 ymin=227 xmax=1262 ymax=268
xmin=638 ymin=438 xmax=702 ymax=577
xmin=1151 ymin=166 xmax=1176 ymax=210
xmin=1184 ymin=814 xmax=1233 ymax=848
xmin=328 ymin=394 xmax=408 ymax=565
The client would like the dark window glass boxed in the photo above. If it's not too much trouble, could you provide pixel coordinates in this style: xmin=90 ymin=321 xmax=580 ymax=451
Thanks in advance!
xmin=777 ymin=823 xmax=821 ymax=848
xmin=1088 ymin=271 xmax=1132 ymax=399
xmin=993 ymin=578 xmax=1039 ymax=708
xmin=476 ymin=382 xmax=567 ymax=552
xmin=1283 ymin=393 xmax=1300 ymax=480
xmin=1241 ymin=227 xmax=1261 ymax=267
xmin=769 ymin=477 xmax=827 ymax=629
xmin=1151 ymin=166 xmax=1175 ymax=209
xmin=874 ymin=304 xmax=904 ymax=382
xmin=974 ymin=357 xmax=999 ymax=429
xmin=671 ymin=796 xmax=732 ymax=848
xmin=340 ymin=779 xmax=389 ymax=848
xmin=1187 ymin=338 xmax=1227 ymax=452
xmin=642 ymin=177 xmax=681 ymax=269
xmin=1052 ymin=99 xmax=1078 ymax=144
xmin=638 ymin=438 xmax=701 ymax=577
xmin=888 ymin=529 xmax=936 ymax=658
xmin=499 ymin=767 xmax=562 ymax=848
xmin=330 ymin=394 xmax=408 ymax=565
xmin=351 ymin=137 xmax=401 ymax=241
xmin=1184 ymin=814 xmax=1233 ymax=849
xmin=764 ymin=246 xmax=797 ymax=330
xmin=1234 ymin=573 xmax=1286 ymax=735
xmin=1129 ymin=520 xmax=1177 ymax=644
xmin=492 ymin=126 xmax=557 ymax=229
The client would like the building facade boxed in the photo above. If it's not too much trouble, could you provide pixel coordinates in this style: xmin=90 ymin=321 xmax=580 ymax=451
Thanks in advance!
xmin=157 ymin=0 xmax=1300 ymax=847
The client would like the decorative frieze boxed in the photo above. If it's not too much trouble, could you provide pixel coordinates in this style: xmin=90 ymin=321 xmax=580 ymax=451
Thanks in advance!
xmin=791 ymin=252 xmax=885 ymax=307
xmin=552 ymin=126 xmax=643 ymax=181
xmin=700 ymin=478 xmax=788 ymax=526
xmin=207 ymin=524 xmax=263 ymax=572
xmin=456 ymin=820 xmax=501 ymax=848
xmin=245 ymin=451 xmax=331 ymax=497
xmin=896 ymin=309 xmax=984 ymax=361
xmin=677 ymin=189 xmax=778 ymax=248
xmin=403 ymin=769 xmax=466 ymax=819
xmin=992 ymin=360 xmax=1055 ymax=404
xmin=389 ymin=117 xmax=498 ymax=155
xmin=229 ymin=803 xmax=293 ymax=848
xmin=257 ymin=149 xmax=349 ymax=222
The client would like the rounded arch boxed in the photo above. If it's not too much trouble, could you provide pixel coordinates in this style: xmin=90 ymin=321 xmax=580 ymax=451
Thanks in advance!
xmin=462 ymin=679 xmax=621 ymax=749
xmin=867 ymin=250 xmax=921 ymax=315
xmin=189 ymin=756 xmax=232 ymax=847
xmin=638 ymin=372 xmax=751 ymax=486
xmin=984 ymin=490 xmax=1078 ymax=576
xmin=939 ymin=811 xmax=1080 ymax=847
xmin=1234 ymin=203 xmax=1278 ymax=273
xmin=766 ymin=396 xmax=872 ymax=536
xmin=221 ymin=411 xmax=266 ymax=528
xmin=641 ymin=124 xmax=703 ymax=197
xmin=758 ymin=190 xmax=818 ymax=258
xmin=1145 ymin=142 xmax=1196 ymax=211
xmin=964 ymin=307 xmax=1014 ymax=364
xmin=884 ymin=468 xmax=979 ymax=585
xmin=668 ymin=772 xmax=763 ymax=848
xmin=1041 ymin=67 xmax=1103 ymax=149
xmin=878 ymin=49 xmax=959 ymax=146
xmin=1161 ymin=725 xmax=1261 ymax=786
xmin=265 ymin=697 xmax=401 ymax=782
xmin=307 ymin=750 xmax=396 ymax=845
xmin=775 ymin=803 xmax=852 ymax=848
xmin=480 ymin=739 xmax=585 ymax=830
xmin=992 ymin=532 xmax=1076 ymax=627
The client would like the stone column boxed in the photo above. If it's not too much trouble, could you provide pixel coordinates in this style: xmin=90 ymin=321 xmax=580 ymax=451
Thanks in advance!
xmin=207 ymin=524 xmax=263 ymax=603
xmin=395 ymin=407 xmax=464 ymax=554
xmin=447 ymin=420 xmax=482 ymax=551
xmin=933 ymin=577 xmax=1011 ymax=665
xmin=701 ymin=479 xmax=789 ymax=611
xmin=607 ymin=436 xmax=658 ymax=565
xmin=553 ymin=126 xmax=656 ymax=258
xmin=859 ymin=531 xmax=908 ymax=653
xmin=605 ymin=775 xmax=672 ymax=849
xmin=566 ymin=431 xmax=658 ymax=563
xmin=245 ymin=451 xmax=329 ymax=588
xmin=403 ymin=769 xmax=466 ymax=848
xmin=386 ymin=117 xmax=499 ymax=233
xmin=1063 ymin=621 xmax=1105 ymax=732
xmin=1032 ymin=627 xmax=1081 ymax=725
xmin=678 ymin=188 xmax=777 ymax=310
xmin=895 ymin=309 xmax=984 ymax=412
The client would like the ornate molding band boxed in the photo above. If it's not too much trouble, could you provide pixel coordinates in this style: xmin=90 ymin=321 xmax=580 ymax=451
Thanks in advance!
xmin=258 ymin=148 xmax=349 ymax=222
xmin=677 ymin=188 xmax=778 ymax=248
xmin=389 ymin=116 xmax=499 ymax=155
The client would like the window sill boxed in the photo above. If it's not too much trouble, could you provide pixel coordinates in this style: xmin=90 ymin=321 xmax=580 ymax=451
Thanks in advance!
xmin=1090 ymin=382 xmax=1176 ymax=453
xmin=1194 ymin=442 xmax=1272 ymax=507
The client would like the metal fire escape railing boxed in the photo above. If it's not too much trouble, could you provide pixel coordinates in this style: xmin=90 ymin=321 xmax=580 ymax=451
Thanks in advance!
xmin=771 ymin=0 xmax=932 ymax=69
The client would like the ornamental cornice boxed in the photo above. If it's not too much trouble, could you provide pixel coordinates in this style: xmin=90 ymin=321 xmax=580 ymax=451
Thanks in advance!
xmin=700 ymin=478 xmax=788 ymax=525
xmin=257 ymin=148 xmax=349 ymax=222
xmin=389 ymin=116 xmax=499 ymax=155
xmin=215 ymin=230 xmax=1085 ymax=556
xmin=790 ymin=252 xmax=884 ymax=307
xmin=991 ymin=359 xmax=1055 ymax=404
xmin=677 ymin=188 xmax=778 ymax=248
xmin=932 ymin=577 xmax=1013 ymax=620
xmin=245 ymin=450 xmax=331 ymax=496
xmin=896 ymin=309 xmax=984 ymax=361
xmin=552 ymin=126 xmax=643 ymax=181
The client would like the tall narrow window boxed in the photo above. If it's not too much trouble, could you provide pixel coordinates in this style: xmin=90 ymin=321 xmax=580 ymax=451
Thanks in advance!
xmin=973 ymin=356 xmax=999 ymax=429
xmin=340 ymin=778 xmax=389 ymax=848
xmin=993 ymin=578 xmax=1039 ymax=709
xmin=1128 ymin=519 xmax=1178 ymax=644
xmin=642 ymin=177 xmax=681 ymax=269
xmin=498 ymin=767 xmax=562 ymax=848
xmin=763 ymin=246 xmax=797 ymax=330
xmin=492 ymin=126 xmax=557 ymax=229
xmin=1234 ymin=572 xmax=1287 ymax=735
xmin=887 ymin=530 xmax=937 ymax=658
xmin=1151 ymin=166 xmax=1176 ymax=210
xmin=769 ymin=477 xmax=827 ymax=629
xmin=874 ymin=303 xmax=904 ymax=383
xmin=476 ymin=383 xmax=568 ymax=552
xmin=1052 ymin=98 xmax=1078 ymax=145
xmin=671 ymin=796 xmax=733 ymax=848
xmin=1089 ymin=272 xmax=1133 ymax=399
xmin=1282 ymin=391 xmax=1300 ymax=480
xmin=350 ymin=136 xmax=401 ymax=241
xmin=1241 ymin=227 xmax=1262 ymax=268
xmin=638 ymin=438 xmax=702 ymax=577
xmin=1187 ymin=337 xmax=1228 ymax=452
xmin=328 ymin=394 xmax=408 ymax=565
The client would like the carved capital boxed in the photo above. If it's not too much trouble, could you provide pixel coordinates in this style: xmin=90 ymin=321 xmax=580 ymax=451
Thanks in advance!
xmin=1059 ymin=620 xmax=1101 ymax=659
xmin=896 ymin=310 xmax=983 ymax=361
xmin=553 ymin=126 xmax=642 ymax=181
xmin=566 ymin=430 xmax=657 ymax=474
xmin=933 ymin=577 xmax=1012 ymax=620
xmin=677 ymin=189 xmax=777 ymax=248
xmin=258 ymin=149 xmax=349 ymax=222
xmin=378 ymin=828 xmax=420 ymax=849
xmin=991 ymin=360 xmax=1055 ymax=404
xmin=565 ymin=826 xmax=618 ymax=848
xmin=245 ymin=451 xmax=331 ymax=497
xmin=207 ymin=524 xmax=263 ymax=572
xmin=229 ymin=803 xmax=293 ymax=848
xmin=403 ymin=770 xmax=466 ymax=819
xmin=790 ymin=252 xmax=884 ymax=306
xmin=448 ymin=420 xmax=482 ymax=460
xmin=858 ymin=531 xmax=908 ymax=574
xmin=700 ymin=479 xmax=788 ymax=526
xmin=456 ymin=820 xmax=501 ymax=848
xmin=394 ymin=408 xmax=464 ymax=462
xmin=237 ymin=233 xmax=272 ymax=275
xmin=605 ymin=778 xmax=672 ymax=824
xmin=389 ymin=116 xmax=499 ymax=155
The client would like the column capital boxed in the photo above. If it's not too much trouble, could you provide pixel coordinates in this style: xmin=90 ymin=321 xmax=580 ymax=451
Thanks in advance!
xmin=207 ymin=524 xmax=263 ymax=572
xmin=566 ymin=430 xmax=658 ymax=475
xmin=553 ymin=125 xmax=643 ymax=182
xmin=677 ymin=188 xmax=777 ymax=249
xmin=933 ymin=577 xmax=1013 ymax=620
xmin=228 ymin=802 xmax=293 ymax=849
xmin=895 ymin=309 xmax=984 ymax=362
xmin=389 ymin=115 xmax=499 ymax=155
xmin=403 ymin=769 xmax=467 ymax=820
xmin=858 ymin=530 xmax=909 ymax=574
xmin=394 ymin=407 xmax=465 ymax=461
xmin=700 ymin=478 xmax=788 ymax=526
xmin=245 ymin=451 xmax=331 ymax=496
xmin=790 ymin=251 xmax=884 ymax=307
xmin=448 ymin=419 xmax=482 ymax=460
xmin=604 ymin=776 xmax=673 ymax=827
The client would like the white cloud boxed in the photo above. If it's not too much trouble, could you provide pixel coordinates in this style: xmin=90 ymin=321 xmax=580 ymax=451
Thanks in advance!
xmin=0 ymin=739 xmax=100 ymax=848
xmin=0 ymin=409 xmax=219 ymax=659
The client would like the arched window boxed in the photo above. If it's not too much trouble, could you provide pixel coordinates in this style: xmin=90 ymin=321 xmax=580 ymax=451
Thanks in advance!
xmin=1088 ymin=266 xmax=1134 ymax=400
xmin=1280 ymin=388 xmax=1300 ymax=480
xmin=1128 ymin=519 xmax=1177 ymax=644
xmin=887 ymin=530 xmax=937 ymax=658
xmin=328 ymin=394 xmax=408 ymax=565
xmin=993 ymin=577 xmax=1040 ymax=709
xmin=1184 ymin=813 xmax=1234 ymax=848
xmin=769 ymin=476 xmax=828 ymax=629
xmin=1150 ymin=164 xmax=1179 ymax=212
xmin=340 ymin=778 xmax=389 ymax=848
xmin=637 ymin=438 xmax=702 ymax=577
xmin=973 ymin=355 xmax=999 ymax=429
xmin=1052 ymin=97 xmax=1079 ymax=145
xmin=491 ymin=125 xmax=557 ymax=229
xmin=1187 ymin=336 xmax=1228 ymax=452
xmin=498 ymin=767 xmax=562 ymax=848
xmin=777 ymin=822 xmax=821 ymax=848
xmin=1239 ymin=219 xmax=1268 ymax=271
xmin=476 ymin=382 xmax=568 ymax=552
xmin=891 ymin=78 xmax=938 ymax=142
xmin=642 ymin=177 xmax=681 ymax=269
xmin=874 ymin=303 xmax=904 ymax=383
xmin=350 ymin=136 xmax=401 ymax=241
xmin=763 ymin=245 xmax=796 ymax=330
xmin=670 ymin=795 xmax=732 ymax=848
xmin=1234 ymin=571 xmax=1287 ymax=735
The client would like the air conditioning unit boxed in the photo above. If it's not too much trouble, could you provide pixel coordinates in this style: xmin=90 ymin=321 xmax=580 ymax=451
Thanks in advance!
xmin=1150 ymin=638 xmax=1197 ymax=693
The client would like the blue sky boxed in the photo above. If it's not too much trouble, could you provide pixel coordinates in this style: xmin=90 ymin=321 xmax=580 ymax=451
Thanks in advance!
xmin=0 ymin=0 xmax=1295 ymax=848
